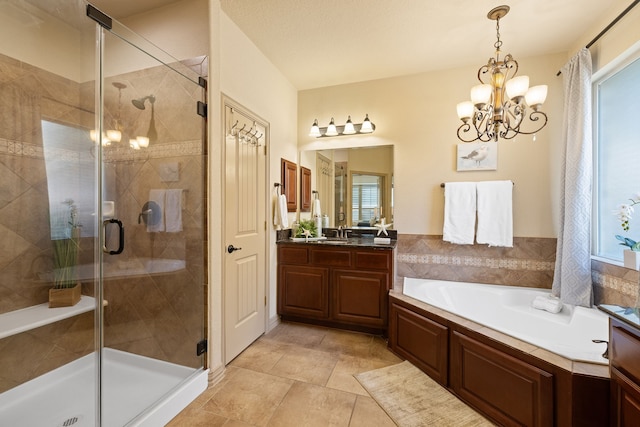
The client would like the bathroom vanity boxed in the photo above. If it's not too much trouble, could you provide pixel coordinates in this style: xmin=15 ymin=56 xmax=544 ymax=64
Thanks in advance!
xmin=599 ymin=304 xmax=640 ymax=427
xmin=277 ymin=237 xmax=396 ymax=335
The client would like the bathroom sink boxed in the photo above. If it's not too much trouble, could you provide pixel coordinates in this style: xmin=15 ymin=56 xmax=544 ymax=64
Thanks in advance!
xmin=317 ymin=239 xmax=350 ymax=244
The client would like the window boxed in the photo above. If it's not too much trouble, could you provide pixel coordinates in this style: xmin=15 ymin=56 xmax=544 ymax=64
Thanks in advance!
xmin=593 ymin=50 xmax=640 ymax=261
xmin=352 ymin=173 xmax=383 ymax=225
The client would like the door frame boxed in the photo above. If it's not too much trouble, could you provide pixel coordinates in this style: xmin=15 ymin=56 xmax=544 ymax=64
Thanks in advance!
xmin=220 ymin=94 xmax=270 ymax=362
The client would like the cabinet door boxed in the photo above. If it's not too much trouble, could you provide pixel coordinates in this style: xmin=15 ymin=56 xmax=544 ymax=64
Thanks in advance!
xmin=612 ymin=369 xmax=640 ymax=427
xmin=451 ymin=331 xmax=553 ymax=427
xmin=331 ymin=269 xmax=388 ymax=327
xmin=388 ymin=301 xmax=448 ymax=385
xmin=278 ymin=265 xmax=329 ymax=319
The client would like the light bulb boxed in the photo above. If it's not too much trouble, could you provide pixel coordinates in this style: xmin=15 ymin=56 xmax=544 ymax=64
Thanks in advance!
xmin=360 ymin=114 xmax=373 ymax=133
xmin=325 ymin=118 xmax=338 ymax=136
xmin=343 ymin=116 xmax=356 ymax=134
xmin=309 ymin=119 xmax=321 ymax=137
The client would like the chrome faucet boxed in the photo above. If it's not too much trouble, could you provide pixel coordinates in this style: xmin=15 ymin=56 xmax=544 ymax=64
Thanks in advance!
xmin=334 ymin=226 xmax=351 ymax=239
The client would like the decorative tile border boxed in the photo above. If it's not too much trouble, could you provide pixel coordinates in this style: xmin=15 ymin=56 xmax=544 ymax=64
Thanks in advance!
xmin=397 ymin=253 xmax=554 ymax=272
xmin=592 ymin=271 xmax=637 ymax=300
xmin=0 ymin=138 xmax=202 ymax=162
xmin=0 ymin=139 xmax=44 ymax=159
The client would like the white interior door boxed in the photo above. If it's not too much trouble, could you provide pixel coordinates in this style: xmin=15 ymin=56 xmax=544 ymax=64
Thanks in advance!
xmin=223 ymin=100 xmax=267 ymax=363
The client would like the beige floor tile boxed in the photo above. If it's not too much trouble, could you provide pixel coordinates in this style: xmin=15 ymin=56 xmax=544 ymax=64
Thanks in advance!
xmin=229 ymin=338 xmax=287 ymax=373
xmin=268 ymin=345 xmax=339 ymax=385
xmin=325 ymin=354 xmax=391 ymax=396
xmin=349 ymin=395 xmax=396 ymax=427
xmin=263 ymin=321 xmax=328 ymax=348
xmin=267 ymin=381 xmax=356 ymax=427
xmin=202 ymin=367 xmax=294 ymax=426
xmin=166 ymin=406 xmax=228 ymax=427
xmin=317 ymin=328 xmax=374 ymax=358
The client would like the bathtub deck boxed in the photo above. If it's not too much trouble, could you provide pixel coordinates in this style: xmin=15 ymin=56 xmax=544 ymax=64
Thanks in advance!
xmin=390 ymin=289 xmax=609 ymax=378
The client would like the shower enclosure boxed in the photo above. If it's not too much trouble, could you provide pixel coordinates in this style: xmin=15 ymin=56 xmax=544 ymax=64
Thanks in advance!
xmin=0 ymin=1 xmax=208 ymax=425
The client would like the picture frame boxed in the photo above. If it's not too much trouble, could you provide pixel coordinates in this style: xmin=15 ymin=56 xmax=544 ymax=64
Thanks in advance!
xmin=456 ymin=141 xmax=497 ymax=171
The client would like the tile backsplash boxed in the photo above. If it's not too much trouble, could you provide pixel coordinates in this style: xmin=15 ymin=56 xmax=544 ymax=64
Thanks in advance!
xmin=395 ymin=234 xmax=639 ymax=307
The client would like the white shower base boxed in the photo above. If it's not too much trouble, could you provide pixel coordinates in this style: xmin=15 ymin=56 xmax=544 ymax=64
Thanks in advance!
xmin=0 ymin=348 xmax=208 ymax=427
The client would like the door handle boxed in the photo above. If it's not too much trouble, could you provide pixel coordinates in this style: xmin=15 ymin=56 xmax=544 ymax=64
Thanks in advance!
xmin=103 ymin=219 xmax=125 ymax=255
xmin=227 ymin=244 xmax=242 ymax=254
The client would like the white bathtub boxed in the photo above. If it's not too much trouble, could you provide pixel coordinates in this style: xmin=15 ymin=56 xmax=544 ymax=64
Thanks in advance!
xmin=402 ymin=278 xmax=610 ymax=365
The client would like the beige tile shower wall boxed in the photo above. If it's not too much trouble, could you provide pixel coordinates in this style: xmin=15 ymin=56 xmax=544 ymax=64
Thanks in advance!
xmin=396 ymin=234 xmax=640 ymax=307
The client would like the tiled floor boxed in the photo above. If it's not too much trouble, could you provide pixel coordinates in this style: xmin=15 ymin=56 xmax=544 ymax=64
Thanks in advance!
xmin=167 ymin=322 xmax=402 ymax=426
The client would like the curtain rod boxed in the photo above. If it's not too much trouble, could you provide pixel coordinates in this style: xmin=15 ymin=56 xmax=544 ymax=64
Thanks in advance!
xmin=556 ymin=0 xmax=640 ymax=76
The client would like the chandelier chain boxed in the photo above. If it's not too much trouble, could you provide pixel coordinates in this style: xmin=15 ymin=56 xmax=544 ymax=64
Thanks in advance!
xmin=494 ymin=17 xmax=502 ymax=52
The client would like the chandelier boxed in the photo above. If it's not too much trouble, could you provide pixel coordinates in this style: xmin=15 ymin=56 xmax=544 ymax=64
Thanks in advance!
xmin=456 ymin=5 xmax=548 ymax=142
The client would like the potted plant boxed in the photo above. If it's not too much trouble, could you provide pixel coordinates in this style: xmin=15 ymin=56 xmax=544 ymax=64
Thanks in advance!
xmin=294 ymin=219 xmax=318 ymax=240
xmin=614 ymin=193 xmax=640 ymax=270
xmin=49 ymin=199 xmax=82 ymax=307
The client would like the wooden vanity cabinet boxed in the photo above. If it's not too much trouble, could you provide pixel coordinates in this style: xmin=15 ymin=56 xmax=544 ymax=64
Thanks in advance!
xmin=277 ymin=243 xmax=394 ymax=334
xmin=610 ymin=317 xmax=640 ymax=427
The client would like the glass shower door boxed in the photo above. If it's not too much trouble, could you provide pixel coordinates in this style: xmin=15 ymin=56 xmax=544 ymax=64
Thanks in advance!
xmin=97 ymin=14 xmax=207 ymax=427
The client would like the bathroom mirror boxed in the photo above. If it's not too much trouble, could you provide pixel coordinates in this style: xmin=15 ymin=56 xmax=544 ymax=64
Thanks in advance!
xmin=299 ymin=145 xmax=394 ymax=228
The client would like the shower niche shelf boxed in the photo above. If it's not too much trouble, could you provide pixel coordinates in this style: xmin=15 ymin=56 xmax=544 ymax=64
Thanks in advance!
xmin=0 ymin=296 xmax=97 ymax=340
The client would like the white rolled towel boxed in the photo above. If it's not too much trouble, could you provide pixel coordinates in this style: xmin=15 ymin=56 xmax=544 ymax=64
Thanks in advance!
xmin=532 ymin=295 xmax=563 ymax=314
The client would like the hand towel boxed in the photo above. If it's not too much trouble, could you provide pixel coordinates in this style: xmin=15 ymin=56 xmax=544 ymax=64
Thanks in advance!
xmin=442 ymin=182 xmax=477 ymax=245
xmin=147 ymin=189 xmax=165 ymax=232
xmin=311 ymin=199 xmax=321 ymax=218
xmin=476 ymin=180 xmax=513 ymax=247
xmin=273 ymin=194 xmax=289 ymax=229
xmin=532 ymin=295 xmax=563 ymax=313
xmin=165 ymin=189 xmax=183 ymax=232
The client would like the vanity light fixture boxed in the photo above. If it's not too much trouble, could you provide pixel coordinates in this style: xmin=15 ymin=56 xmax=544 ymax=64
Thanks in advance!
xmin=456 ymin=5 xmax=548 ymax=142
xmin=309 ymin=114 xmax=376 ymax=138
xmin=90 ymin=82 xmax=126 ymax=146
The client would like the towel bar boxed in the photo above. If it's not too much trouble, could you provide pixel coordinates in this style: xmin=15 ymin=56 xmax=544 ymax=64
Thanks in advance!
xmin=440 ymin=181 xmax=514 ymax=188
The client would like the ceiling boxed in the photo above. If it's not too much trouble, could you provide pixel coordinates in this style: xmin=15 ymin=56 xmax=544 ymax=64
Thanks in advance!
xmin=90 ymin=0 xmax=628 ymax=90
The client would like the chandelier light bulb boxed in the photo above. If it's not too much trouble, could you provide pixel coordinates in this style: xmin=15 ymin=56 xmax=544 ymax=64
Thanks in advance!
xmin=525 ymin=85 xmax=548 ymax=109
xmin=505 ymin=75 xmax=529 ymax=101
xmin=136 ymin=136 xmax=150 ymax=148
xmin=106 ymin=129 xmax=122 ymax=143
xmin=457 ymin=101 xmax=475 ymax=121
xmin=129 ymin=139 xmax=140 ymax=150
xmin=470 ymin=84 xmax=492 ymax=107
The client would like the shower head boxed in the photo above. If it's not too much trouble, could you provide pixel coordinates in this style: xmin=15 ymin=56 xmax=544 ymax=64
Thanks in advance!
xmin=131 ymin=95 xmax=156 ymax=110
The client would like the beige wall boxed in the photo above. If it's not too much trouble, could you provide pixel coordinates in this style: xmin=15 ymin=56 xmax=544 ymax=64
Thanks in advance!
xmin=299 ymin=52 xmax=566 ymax=238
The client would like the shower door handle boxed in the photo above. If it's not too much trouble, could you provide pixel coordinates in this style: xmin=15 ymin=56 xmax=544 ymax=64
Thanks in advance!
xmin=103 ymin=219 xmax=125 ymax=255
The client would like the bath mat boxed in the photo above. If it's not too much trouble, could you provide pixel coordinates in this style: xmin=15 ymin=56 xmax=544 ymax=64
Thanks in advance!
xmin=355 ymin=360 xmax=495 ymax=427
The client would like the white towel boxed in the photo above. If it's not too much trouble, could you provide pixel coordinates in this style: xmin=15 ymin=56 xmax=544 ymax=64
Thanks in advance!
xmin=311 ymin=199 xmax=321 ymax=218
xmin=147 ymin=189 xmax=165 ymax=232
xmin=273 ymin=194 xmax=289 ymax=229
xmin=442 ymin=182 xmax=477 ymax=245
xmin=476 ymin=180 xmax=513 ymax=247
xmin=165 ymin=189 xmax=183 ymax=233
xmin=532 ymin=295 xmax=563 ymax=313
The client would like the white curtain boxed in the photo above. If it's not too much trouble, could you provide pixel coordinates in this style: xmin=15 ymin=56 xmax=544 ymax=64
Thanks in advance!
xmin=552 ymin=48 xmax=593 ymax=307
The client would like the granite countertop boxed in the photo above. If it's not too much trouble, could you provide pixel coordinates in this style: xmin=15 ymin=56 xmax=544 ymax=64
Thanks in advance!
xmin=598 ymin=304 xmax=640 ymax=330
xmin=276 ymin=236 xmax=397 ymax=249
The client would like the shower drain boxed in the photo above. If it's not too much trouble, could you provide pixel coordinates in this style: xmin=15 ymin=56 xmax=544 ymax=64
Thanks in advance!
xmin=57 ymin=414 xmax=83 ymax=427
